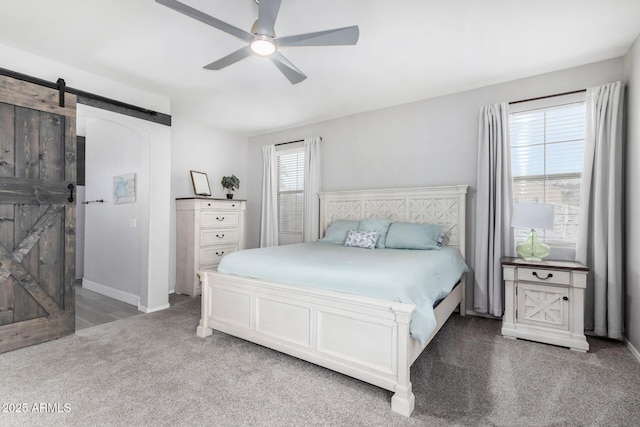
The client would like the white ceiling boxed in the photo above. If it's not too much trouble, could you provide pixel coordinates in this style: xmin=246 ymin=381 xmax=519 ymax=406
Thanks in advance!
xmin=1 ymin=0 xmax=640 ymax=136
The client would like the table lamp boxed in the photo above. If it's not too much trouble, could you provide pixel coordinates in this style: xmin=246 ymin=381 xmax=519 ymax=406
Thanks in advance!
xmin=511 ymin=202 xmax=555 ymax=262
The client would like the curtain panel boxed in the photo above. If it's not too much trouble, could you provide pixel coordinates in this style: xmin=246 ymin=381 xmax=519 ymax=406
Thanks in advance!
xmin=260 ymin=144 xmax=278 ymax=247
xmin=576 ymin=81 xmax=624 ymax=339
xmin=303 ymin=137 xmax=321 ymax=242
xmin=473 ymin=102 xmax=514 ymax=316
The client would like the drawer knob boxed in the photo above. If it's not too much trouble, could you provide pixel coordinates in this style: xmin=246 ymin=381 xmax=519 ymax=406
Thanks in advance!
xmin=231 ymin=204 xmax=236 ymax=207
xmin=563 ymin=296 xmax=569 ymax=301
xmin=216 ymin=234 xmax=225 ymax=238
xmin=532 ymin=272 xmax=553 ymax=280
xmin=215 ymin=251 xmax=225 ymax=256
xmin=216 ymin=216 xmax=225 ymax=221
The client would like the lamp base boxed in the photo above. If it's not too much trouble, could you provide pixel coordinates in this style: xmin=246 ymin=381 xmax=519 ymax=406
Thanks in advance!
xmin=516 ymin=229 xmax=550 ymax=262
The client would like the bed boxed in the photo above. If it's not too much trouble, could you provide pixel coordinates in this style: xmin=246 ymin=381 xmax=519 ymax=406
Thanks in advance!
xmin=197 ymin=185 xmax=468 ymax=417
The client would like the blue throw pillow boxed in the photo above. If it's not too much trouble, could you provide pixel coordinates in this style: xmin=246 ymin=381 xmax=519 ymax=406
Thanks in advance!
xmin=344 ymin=229 xmax=379 ymax=250
xmin=358 ymin=218 xmax=392 ymax=248
xmin=321 ymin=220 xmax=360 ymax=244
xmin=385 ymin=222 xmax=445 ymax=250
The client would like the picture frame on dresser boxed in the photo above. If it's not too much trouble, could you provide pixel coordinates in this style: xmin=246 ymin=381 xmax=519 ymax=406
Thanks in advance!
xmin=190 ymin=170 xmax=211 ymax=197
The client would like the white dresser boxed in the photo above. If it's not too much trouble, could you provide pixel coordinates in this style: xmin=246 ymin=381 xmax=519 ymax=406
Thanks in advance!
xmin=176 ymin=198 xmax=246 ymax=296
xmin=501 ymin=257 xmax=589 ymax=352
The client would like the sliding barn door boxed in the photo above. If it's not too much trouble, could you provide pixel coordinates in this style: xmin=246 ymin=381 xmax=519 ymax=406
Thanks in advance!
xmin=0 ymin=75 xmax=77 ymax=353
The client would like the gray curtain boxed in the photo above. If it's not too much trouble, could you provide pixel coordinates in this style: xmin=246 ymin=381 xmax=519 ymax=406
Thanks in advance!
xmin=260 ymin=145 xmax=278 ymax=247
xmin=303 ymin=137 xmax=321 ymax=242
xmin=473 ymin=102 xmax=514 ymax=316
xmin=576 ymin=81 xmax=624 ymax=339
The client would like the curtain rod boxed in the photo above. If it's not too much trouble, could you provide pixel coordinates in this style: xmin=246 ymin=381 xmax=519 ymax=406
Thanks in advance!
xmin=275 ymin=137 xmax=322 ymax=147
xmin=509 ymin=89 xmax=586 ymax=105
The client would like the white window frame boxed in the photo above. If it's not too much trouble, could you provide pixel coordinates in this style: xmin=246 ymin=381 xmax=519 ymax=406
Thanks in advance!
xmin=509 ymin=92 xmax=586 ymax=253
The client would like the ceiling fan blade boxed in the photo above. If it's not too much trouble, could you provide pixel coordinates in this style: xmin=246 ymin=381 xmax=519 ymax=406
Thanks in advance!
xmin=269 ymin=52 xmax=307 ymax=84
xmin=203 ymin=46 xmax=252 ymax=70
xmin=276 ymin=25 xmax=359 ymax=47
xmin=156 ymin=0 xmax=252 ymax=42
xmin=257 ymin=0 xmax=281 ymax=36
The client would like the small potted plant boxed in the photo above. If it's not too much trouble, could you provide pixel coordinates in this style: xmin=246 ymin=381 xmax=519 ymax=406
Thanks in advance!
xmin=221 ymin=175 xmax=240 ymax=199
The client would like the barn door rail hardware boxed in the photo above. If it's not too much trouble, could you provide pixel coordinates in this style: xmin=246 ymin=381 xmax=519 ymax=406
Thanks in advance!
xmin=0 ymin=67 xmax=171 ymax=126
xmin=82 ymin=199 xmax=105 ymax=205
xmin=57 ymin=78 xmax=66 ymax=107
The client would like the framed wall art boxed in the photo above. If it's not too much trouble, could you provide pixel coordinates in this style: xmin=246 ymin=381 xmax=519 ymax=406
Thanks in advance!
xmin=113 ymin=173 xmax=136 ymax=204
xmin=190 ymin=170 xmax=211 ymax=197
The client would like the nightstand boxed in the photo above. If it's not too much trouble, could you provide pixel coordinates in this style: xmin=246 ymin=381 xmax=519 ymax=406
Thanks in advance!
xmin=501 ymin=257 xmax=589 ymax=352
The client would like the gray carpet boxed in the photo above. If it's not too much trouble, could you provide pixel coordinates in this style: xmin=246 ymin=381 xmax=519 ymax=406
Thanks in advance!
xmin=0 ymin=296 xmax=638 ymax=427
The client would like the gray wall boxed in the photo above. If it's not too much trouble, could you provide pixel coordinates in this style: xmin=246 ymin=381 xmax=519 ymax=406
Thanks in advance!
xmin=246 ymin=57 xmax=625 ymax=313
xmin=625 ymin=35 xmax=640 ymax=353
xmin=168 ymin=105 xmax=248 ymax=292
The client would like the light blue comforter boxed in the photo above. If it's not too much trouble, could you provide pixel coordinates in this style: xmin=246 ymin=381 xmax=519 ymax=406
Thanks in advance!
xmin=217 ymin=242 xmax=469 ymax=346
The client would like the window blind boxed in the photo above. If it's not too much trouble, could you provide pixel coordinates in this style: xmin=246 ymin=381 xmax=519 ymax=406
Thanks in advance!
xmin=509 ymin=100 xmax=586 ymax=247
xmin=277 ymin=149 xmax=305 ymax=235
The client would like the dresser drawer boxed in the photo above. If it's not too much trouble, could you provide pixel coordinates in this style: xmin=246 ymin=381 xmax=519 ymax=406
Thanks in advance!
xmin=517 ymin=267 xmax=570 ymax=286
xmin=200 ymin=245 xmax=237 ymax=266
xmin=201 ymin=229 xmax=239 ymax=246
xmin=201 ymin=211 xmax=239 ymax=228
xmin=200 ymin=200 xmax=241 ymax=210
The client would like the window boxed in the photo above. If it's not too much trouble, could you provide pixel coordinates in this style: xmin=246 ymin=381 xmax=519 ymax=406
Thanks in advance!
xmin=277 ymin=147 xmax=304 ymax=242
xmin=509 ymin=94 xmax=586 ymax=249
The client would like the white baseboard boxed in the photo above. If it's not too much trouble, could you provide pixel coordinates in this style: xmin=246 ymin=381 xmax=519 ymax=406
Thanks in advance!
xmin=626 ymin=338 xmax=640 ymax=363
xmin=138 ymin=303 xmax=170 ymax=313
xmin=82 ymin=279 xmax=139 ymax=307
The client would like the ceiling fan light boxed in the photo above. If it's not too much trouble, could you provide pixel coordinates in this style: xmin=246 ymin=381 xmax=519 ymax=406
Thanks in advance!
xmin=250 ymin=35 xmax=276 ymax=56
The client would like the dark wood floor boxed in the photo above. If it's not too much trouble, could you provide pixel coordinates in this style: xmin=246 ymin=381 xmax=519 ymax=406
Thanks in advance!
xmin=75 ymin=282 xmax=141 ymax=330
xmin=75 ymin=281 xmax=192 ymax=330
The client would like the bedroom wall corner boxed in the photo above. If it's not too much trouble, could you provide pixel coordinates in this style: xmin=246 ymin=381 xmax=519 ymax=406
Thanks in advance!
xmin=624 ymin=33 xmax=640 ymax=356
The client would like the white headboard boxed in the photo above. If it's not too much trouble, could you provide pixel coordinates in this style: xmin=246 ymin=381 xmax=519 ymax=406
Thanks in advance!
xmin=318 ymin=185 xmax=468 ymax=257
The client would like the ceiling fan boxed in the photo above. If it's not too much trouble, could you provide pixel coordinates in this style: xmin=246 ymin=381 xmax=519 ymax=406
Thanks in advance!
xmin=156 ymin=0 xmax=359 ymax=84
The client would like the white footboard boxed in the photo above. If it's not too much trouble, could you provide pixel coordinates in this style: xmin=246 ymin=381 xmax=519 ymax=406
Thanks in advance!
xmin=197 ymin=271 xmax=418 ymax=416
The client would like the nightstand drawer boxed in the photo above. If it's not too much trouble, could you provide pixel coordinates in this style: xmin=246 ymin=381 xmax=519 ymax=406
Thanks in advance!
xmin=201 ymin=229 xmax=239 ymax=246
xmin=517 ymin=282 xmax=569 ymax=331
xmin=201 ymin=211 xmax=239 ymax=228
xmin=517 ymin=267 xmax=571 ymax=286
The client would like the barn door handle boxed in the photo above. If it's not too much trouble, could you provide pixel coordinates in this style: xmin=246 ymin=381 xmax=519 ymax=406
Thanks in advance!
xmin=67 ymin=184 xmax=75 ymax=202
